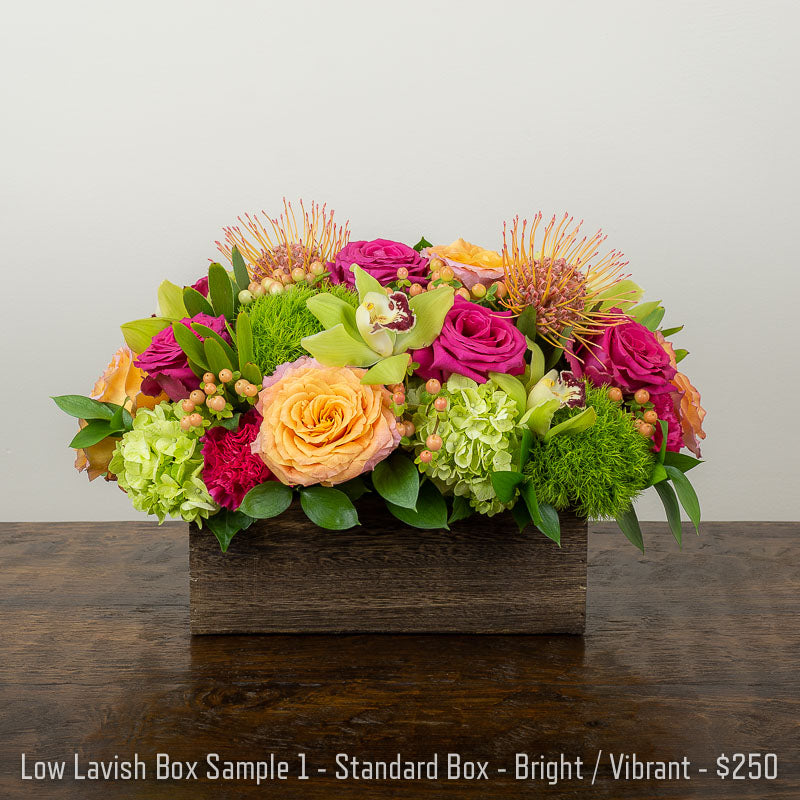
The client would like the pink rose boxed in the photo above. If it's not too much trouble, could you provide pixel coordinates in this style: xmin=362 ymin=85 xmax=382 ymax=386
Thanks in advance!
xmin=412 ymin=297 xmax=527 ymax=384
xmin=329 ymin=239 xmax=429 ymax=287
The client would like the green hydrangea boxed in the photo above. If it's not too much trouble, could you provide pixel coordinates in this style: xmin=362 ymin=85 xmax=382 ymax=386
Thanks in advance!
xmin=108 ymin=403 xmax=217 ymax=525
xmin=409 ymin=375 xmax=522 ymax=515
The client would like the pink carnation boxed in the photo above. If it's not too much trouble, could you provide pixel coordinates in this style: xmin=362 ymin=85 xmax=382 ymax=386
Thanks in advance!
xmin=201 ymin=411 xmax=273 ymax=509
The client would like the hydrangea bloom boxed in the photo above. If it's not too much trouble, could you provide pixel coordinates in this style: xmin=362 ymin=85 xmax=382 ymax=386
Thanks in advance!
xmin=409 ymin=375 xmax=522 ymax=515
xmin=108 ymin=403 xmax=217 ymax=525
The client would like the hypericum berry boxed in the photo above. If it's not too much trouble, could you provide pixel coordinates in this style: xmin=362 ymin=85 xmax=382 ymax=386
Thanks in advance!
xmin=434 ymin=397 xmax=448 ymax=412
xmin=181 ymin=399 xmax=195 ymax=413
xmin=309 ymin=261 xmax=325 ymax=276
xmin=440 ymin=265 xmax=454 ymax=282
xmin=429 ymin=257 xmax=444 ymax=271
xmin=202 ymin=372 xmax=215 ymax=384
xmin=203 ymin=382 xmax=217 ymax=395
xmin=234 ymin=379 xmax=248 ymax=395
xmin=639 ymin=423 xmax=654 ymax=437
xmin=243 ymin=383 xmax=258 ymax=398
xmin=291 ymin=266 xmax=306 ymax=283
xmin=238 ymin=289 xmax=254 ymax=305
xmin=251 ymin=283 xmax=266 ymax=297
xmin=493 ymin=281 xmax=508 ymax=299
xmin=426 ymin=434 xmax=442 ymax=451
xmin=634 ymin=388 xmax=650 ymax=404
xmin=409 ymin=283 xmax=424 ymax=297
xmin=608 ymin=387 xmax=623 ymax=402
xmin=456 ymin=288 xmax=470 ymax=301
xmin=189 ymin=390 xmax=206 ymax=405
xmin=208 ymin=395 xmax=226 ymax=412
xmin=180 ymin=416 xmax=192 ymax=431
xmin=269 ymin=282 xmax=284 ymax=295
xmin=419 ymin=449 xmax=433 ymax=463
xmin=471 ymin=283 xmax=487 ymax=299
xmin=392 ymin=392 xmax=405 ymax=406
xmin=248 ymin=281 xmax=260 ymax=294
xmin=643 ymin=409 xmax=658 ymax=424
xmin=404 ymin=421 xmax=415 ymax=436
xmin=188 ymin=413 xmax=203 ymax=427
xmin=396 ymin=267 xmax=409 ymax=280
xmin=218 ymin=369 xmax=233 ymax=383
xmin=430 ymin=269 xmax=441 ymax=282
xmin=389 ymin=383 xmax=405 ymax=394
xmin=425 ymin=378 xmax=442 ymax=395
xmin=261 ymin=277 xmax=274 ymax=291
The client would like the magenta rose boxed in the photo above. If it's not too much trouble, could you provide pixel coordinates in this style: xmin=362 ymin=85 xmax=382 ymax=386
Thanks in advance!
xmin=412 ymin=297 xmax=527 ymax=384
xmin=201 ymin=411 xmax=273 ymax=509
xmin=188 ymin=275 xmax=209 ymax=296
xmin=135 ymin=313 xmax=231 ymax=401
xmin=650 ymin=391 xmax=685 ymax=453
xmin=565 ymin=313 xmax=677 ymax=394
xmin=329 ymin=239 xmax=429 ymax=287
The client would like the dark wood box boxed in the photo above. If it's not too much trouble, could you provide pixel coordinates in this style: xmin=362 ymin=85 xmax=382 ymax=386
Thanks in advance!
xmin=189 ymin=498 xmax=587 ymax=635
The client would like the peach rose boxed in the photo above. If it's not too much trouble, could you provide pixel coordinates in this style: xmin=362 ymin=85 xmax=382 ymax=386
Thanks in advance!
xmin=672 ymin=371 xmax=706 ymax=458
xmin=425 ymin=238 xmax=504 ymax=289
xmin=75 ymin=345 xmax=167 ymax=480
xmin=252 ymin=357 xmax=401 ymax=486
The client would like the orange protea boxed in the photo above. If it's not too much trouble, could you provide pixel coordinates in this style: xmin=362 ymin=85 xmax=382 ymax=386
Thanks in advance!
xmin=216 ymin=198 xmax=349 ymax=282
xmin=501 ymin=212 xmax=634 ymax=348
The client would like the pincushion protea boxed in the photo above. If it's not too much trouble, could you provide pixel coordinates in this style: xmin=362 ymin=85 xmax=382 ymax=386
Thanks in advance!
xmin=501 ymin=213 xmax=633 ymax=348
xmin=216 ymin=199 xmax=349 ymax=281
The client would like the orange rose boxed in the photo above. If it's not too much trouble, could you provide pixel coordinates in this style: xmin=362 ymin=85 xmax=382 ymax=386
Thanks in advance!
xmin=426 ymin=238 xmax=504 ymax=289
xmin=672 ymin=371 xmax=706 ymax=457
xmin=252 ymin=357 xmax=401 ymax=486
xmin=74 ymin=345 xmax=167 ymax=480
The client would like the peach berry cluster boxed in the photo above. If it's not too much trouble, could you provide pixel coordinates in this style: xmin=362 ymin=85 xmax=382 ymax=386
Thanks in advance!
xmin=607 ymin=386 xmax=659 ymax=438
xmin=413 ymin=378 xmax=448 ymax=462
xmin=388 ymin=260 xmax=508 ymax=306
xmin=178 ymin=369 xmax=260 ymax=431
xmin=238 ymin=261 xmax=328 ymax=305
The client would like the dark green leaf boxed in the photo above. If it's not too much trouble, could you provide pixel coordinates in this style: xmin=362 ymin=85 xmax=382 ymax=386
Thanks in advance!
xmin=338 ymin=477 xmax=369 ymax=502
xmin=69 ymin=420 xmax=115 ymax=449
xmin=241 ymin=361 xmax=263 ymax=385
xmin=664 ymin=465 xmax=701 ymax=534
xmin=520 ymin=480 xmax=543 ymax=525
xmin=231 ymin=246 xmax=251 ymax=292
xmin=386 ymin=481 xmax=448 ymax=530
xmin=208 ymin=262 xmax=235 ymax=320
xmin=172 ymin=321 xmax=208 ymax=370
xmin=641 ymin=306 xmax=665 ymax=331
xmin=236 ymin=311 xmax=255 ymax=369
xmin=490 ymin=470 xmax=525 ymax=504
xmin=515 ymin=306 xmax=538 ymax=339
xmin=108 ymin=404 xmax=125 ymax=433
xmin=518 ymin=428 xmax=533 ymax=469
xmin=663 ymin=451 xmax=703 ymax=472
xmin=216 ymin=413 xmax=241 ymax=431
xmin=673 ymin=348 xmax=689 ymax=363
xmin=203 ymin=336 xmax=234 ymax=375
xmin=206 ymin=508 xmax=255 ymax=552
xmin=659 ymin=325 xmax=684 ymax=337
xmin=650 ymin=463 xmax=668 ymax=485
xmin=52 ymin=395 xmax=114 ymax=421
xmin=412 ymin=236 xmax=432 ymax=252
xmin=300 ymin=486 xmax=359 ymax=530
xmin=511 ymin=501 xmax=532 ymax=532
xmin=372 ymin=453 xmax=419 ymax=510
xmin=655 ymin=481 xmax=682 ymax=547
xmin=657 ymin=419 xmax=668 ymax=465
xmin=183 ymin=286 xmax=214 ymax=317
xmin=615 ymin=504 xmax=645 ymax=552
xmin=536 ymin=503 xmax=561 ymax=545
xmin=191 ymin=323 xmax=238 ymax=369
xmin=239 ymin=482 xmax=294 ymax=519
xmin=448 ymin=495 xmax=473 ymax=525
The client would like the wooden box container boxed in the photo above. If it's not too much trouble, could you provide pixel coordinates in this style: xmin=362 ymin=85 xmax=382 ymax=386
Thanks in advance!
xmin=189 ymin=498 xmax=587 ymax=635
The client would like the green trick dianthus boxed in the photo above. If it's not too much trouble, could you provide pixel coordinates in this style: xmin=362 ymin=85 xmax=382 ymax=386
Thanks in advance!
xmin=523 ymin=385 xmax=655 ymax=519
xmin=246 ymin=283 xmax=358 ymax=376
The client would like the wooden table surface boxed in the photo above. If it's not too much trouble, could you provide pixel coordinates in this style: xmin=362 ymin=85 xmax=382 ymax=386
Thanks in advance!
xmin=1 ymin=521 xmax=798 ymax=799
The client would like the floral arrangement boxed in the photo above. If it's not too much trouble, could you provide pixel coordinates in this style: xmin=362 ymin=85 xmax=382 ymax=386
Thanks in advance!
xmin=54 ymin=200 xmax=706 ymax=552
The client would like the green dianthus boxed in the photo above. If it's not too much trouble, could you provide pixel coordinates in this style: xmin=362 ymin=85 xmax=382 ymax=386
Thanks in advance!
xmin=246 ymin=283 xmax=358 ymax=376
xmin=523 ymin=386 xmax=655 ymax=519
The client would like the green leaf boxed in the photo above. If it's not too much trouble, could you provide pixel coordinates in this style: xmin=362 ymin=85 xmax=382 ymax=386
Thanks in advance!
xmin=300 ymin=486 xmax=359 ymax=530
xmin=660 ymin=325 xmax=684 ymax=337
xmin=231 ymin=246 xmax=250 ymax=292
xmin=306 ymin=293 xmax=359 ymax=338
xmin=372 ymin=453 xmax=420 ymax=510
xmin=241 ymin=361 xmax=263 ymax=385
xmin=536 ymin=504 xmax=561 ymax=545
xmin=595 ymin=278 xmax=644 ymax=311
xmin=360 ymin=354 xmax=411 ymax=385
xmin=393 ymin=285 xmax=455 ymax=353
xmin=208 ymin=262 xmax=234 ymax=320
xmin=171 ymin=322 xmax=208 ymax=371
xmin=615 ymin=504 xmax=645 ymax=552
xmin=511 ymin=501 xmax=532 ymax=532
xmin=183 ymin=286 xmax=214 ymax=317
xmin=216 ymin=412 xmax=241 ymax=431
xmin=157 ymin=279 xmax=188 ymax=319
xmin=386 ymin=481 xmax=449 ymax=530
xmin=191 ymin=323 xmax=238 ymax=368
xmin=488 ymin=372 xmax=527 ymax=419
xmin=527 ymin=340 xmax=545 ymax=387
xmin=338 ymin=477 xmax=369 ymax=502
xmin=490 ymin=470 xmax=525 ymax=504
xmin=206 ymin=508 xmax=255 ymax=553
xmin=650 ymin=463 xmax=668 ymax=485
xmin=52 ymin=395 xmax=114 ymax=421
xmin=448 ymin=495 xmax=473 ymax=525
xmin=352 ymin=264 xmax=384 ymax=302
xmin=656 ymin=419 xmax=669 ymax=465
xmin=515 ymin=306 xmax=538 ymax=339
xmin=69 ymin=420 xmax=116 ymax=449
xmin=235 ymin=311 xmax=255 ymax=369
xmin=664 ymin=465 xmax=701 ymax=534
xmin=641 ymin=306 xmax=665 ymax=331
xmin=655 ymin=481 xmax=683 ymax=547
xmin=629 ymin=300 xmax=661 ymax=324
xmin=674 ymin=348 xmax=689 ymax=363
xmin=663 ymin=451 xmax=703 ymax=472
xmin=412 ymin=236 xmax=432 ymax=252
xmin=518 ymin=428 xmax=533 ymax=469
xmin=301 ymin=325 xmax=380 ymax=368
xmin=204 ymin=337 xmax=234 ymax=375
xmin=120 ymin=317 xmax=172 ymax=354
xmin=239 ymin=482 xmax=294 ymax=519
xmin=544 ymin=406 xmax=597 ymax=442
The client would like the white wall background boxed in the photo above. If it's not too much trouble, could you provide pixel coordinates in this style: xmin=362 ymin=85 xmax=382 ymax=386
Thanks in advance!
xmin=1 ymin=0 xmax=797 ymax=521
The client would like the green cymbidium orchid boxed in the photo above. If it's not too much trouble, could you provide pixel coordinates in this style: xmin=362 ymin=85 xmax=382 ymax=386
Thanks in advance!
xmin=521 ymin=369 xmax=596 ymax=440
xmin=301 ymin=265 xmax=454 ymax=384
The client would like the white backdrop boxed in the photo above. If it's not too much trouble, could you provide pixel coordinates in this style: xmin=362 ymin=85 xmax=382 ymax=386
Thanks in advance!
xmin=1 ymin=0 xmax=797 ymax=521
